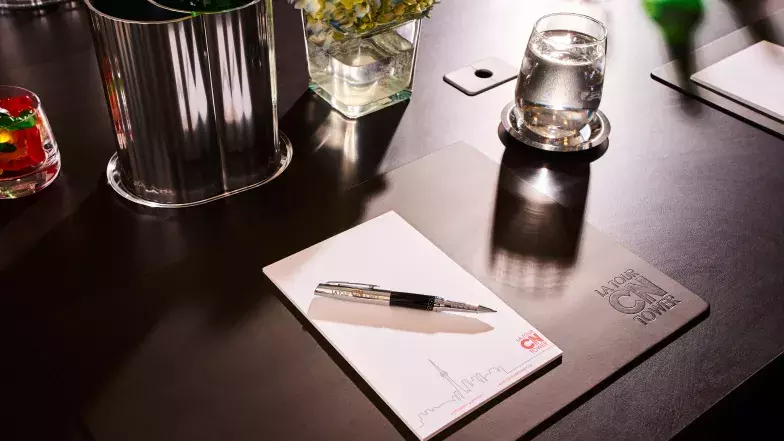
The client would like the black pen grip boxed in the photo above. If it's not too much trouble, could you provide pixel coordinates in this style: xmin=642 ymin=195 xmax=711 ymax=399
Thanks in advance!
xmin=389 ymin=292 xmax=436 ymax=311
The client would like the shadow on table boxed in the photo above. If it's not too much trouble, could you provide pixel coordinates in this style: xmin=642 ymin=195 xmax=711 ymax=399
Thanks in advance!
xmin=725 ymin=0 xmax=782 ymax=45
xmin=490 ymin=126 xmax=605 ymax=296
xmin=0 ymin=92 xmax=408 ymax=440
xmin=307 ymin=296 xmax=495 ymax=335
xmin=644 ymin=0 xmax=705 ymax=116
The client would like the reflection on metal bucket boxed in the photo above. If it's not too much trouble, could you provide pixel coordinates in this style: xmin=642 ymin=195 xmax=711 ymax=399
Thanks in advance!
xmin=0 ymin=0 xmax=74 ymax=10
xmin=86 ymin=0 xmax=290 ymax=207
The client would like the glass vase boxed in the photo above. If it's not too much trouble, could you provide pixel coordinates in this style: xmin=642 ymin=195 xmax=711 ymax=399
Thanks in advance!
xmin=303 ymin=14 xmax=421 ymax=119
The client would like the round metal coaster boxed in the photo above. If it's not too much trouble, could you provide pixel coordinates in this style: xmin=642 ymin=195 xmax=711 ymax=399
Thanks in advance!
xmin=107 ymin=132 xmax=293 ymax=209
xmin=501 ymin=101 xmax=611 ymax=152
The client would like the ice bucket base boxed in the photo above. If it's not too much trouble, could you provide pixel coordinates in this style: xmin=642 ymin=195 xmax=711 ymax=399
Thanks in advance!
xmin=106 ymin=132 xmax=293 ymax=209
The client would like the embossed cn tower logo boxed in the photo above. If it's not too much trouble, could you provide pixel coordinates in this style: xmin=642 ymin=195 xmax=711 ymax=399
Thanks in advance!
xmin=594 ymin=269 xmax=682 ymax=325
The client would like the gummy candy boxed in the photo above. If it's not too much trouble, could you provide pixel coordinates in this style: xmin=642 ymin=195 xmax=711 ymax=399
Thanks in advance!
xmin=0 ymin=96 xmax=47 ymax=176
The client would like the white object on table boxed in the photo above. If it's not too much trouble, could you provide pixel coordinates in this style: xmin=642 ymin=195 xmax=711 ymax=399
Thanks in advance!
xmin=263 ymin=212 xmax=561 ymax=440
xmin=691 ymin=40 xmax=784 ymax=122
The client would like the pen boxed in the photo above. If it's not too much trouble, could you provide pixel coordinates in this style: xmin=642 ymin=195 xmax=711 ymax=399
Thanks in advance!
xmin=314 ymin=282 xmax=497 ymax=313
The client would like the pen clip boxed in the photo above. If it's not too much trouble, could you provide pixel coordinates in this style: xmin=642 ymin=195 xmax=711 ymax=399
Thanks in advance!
xmin=325 ymin=281 xmax=380 ymax=289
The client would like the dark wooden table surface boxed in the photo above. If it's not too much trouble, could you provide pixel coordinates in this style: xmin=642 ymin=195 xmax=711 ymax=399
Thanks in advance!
xmin=2 ymin=0 xmax=784 ymax=440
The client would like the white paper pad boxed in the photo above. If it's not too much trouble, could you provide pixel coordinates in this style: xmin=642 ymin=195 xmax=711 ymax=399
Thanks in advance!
xmin=691 ymin=40 xmax=784 ymax=122
xmin=263 ymin=212 xmax=561 ymax=440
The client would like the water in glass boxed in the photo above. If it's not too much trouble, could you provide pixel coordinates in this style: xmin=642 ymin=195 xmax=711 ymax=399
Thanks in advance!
xmin=516 ymin=29 xmax=605 ymax=139
xmin=308 ymin=29 xmax=416 ymax=108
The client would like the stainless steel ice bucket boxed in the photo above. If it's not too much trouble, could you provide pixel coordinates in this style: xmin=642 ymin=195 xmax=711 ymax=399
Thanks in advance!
xmin=85 ymin=0 xmax=290 ymax=207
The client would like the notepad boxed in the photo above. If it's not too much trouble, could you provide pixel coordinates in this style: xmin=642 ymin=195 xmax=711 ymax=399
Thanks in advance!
xmin=691 ymin=40 xmax=784 ymax=122
xmin=263 ymin=212 xmax=561 ymax=440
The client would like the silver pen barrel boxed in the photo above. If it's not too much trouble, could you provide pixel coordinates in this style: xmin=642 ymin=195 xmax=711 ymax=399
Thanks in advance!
xmin=315 ymin=284 xmax=392 ymax=306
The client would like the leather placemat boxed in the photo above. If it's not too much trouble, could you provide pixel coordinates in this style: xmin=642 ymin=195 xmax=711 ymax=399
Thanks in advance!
xmin=321 ymin=142 xmax=709 ymax=440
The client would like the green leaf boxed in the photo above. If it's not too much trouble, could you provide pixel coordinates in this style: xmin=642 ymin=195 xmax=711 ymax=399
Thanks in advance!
xmin=0 ymin=110 xmax=37 ymax=131
xmin=0 ymin=142 xmax=17 ymax=153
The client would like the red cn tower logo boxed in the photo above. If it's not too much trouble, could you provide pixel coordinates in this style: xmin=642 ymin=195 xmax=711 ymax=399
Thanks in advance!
xmin=518 ymin=331 xmax=548 ymax=353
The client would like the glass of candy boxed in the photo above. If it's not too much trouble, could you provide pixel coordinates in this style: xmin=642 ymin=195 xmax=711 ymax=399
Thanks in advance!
xmin=0 ymin=86 xmax=60 ymax=199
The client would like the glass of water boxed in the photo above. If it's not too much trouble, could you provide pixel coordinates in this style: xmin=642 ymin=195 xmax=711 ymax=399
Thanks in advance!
xmin=515 ymin=13 xmax=607 ymax=141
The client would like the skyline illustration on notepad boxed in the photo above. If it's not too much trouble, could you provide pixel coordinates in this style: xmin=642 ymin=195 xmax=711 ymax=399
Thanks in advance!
xmin=263 ymin=212 xmax=561 ymax=440
xmin=418 ymin=344 xmax=556 ymax=430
